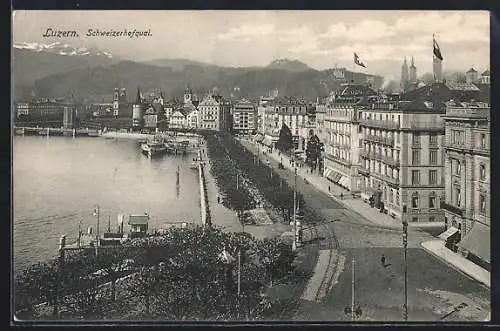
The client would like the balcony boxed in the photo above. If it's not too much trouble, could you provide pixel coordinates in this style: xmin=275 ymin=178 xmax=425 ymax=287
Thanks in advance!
xmin=330 ymin=141 xmax=352 ymax=149
xmin=360 ymin=118 xmax=399 ymax=130
xmin=445 ymin=107 xmax=490 ymax=120
xmin=382 ymin=155 xmax=400 ymax=167
xmin=441 ymin=201 xmax=465 ymax=217
xmin=324 ymin=153 xmax=351 ymax=166
xmin=404 ymin=121 xmax=444 ymax=132
xmin=359 ymin=149 xmax=370 ymax=158
xmin=364 ymin=134 xmax=394 ymax=147
xmin=358 ymin=167 xmax=370 ymax=175
xmin=371 ymin=171 xmax=399 ymax=186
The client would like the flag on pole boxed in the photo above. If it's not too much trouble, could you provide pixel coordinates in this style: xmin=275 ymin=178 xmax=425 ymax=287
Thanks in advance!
xmin=433 ymin=34 xmax=443 ymax=61
xmin=354 ymin=53 xmax=366 ymax=68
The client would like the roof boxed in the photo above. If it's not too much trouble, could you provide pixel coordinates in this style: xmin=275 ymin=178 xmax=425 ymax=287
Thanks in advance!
xmin=466 ymin=67 xmax=477 ymax=73
xmin=444 ymin=82 xmax=480 ymax=92
xmin=128 ymin=215 xmax=149 ymax=225
xmin=335 ymin=84 xmax=377 ymax=97
xmin=400 ymin=100 xmax=439 ymax=111
xmin=172 ymin=109 xmax=189 ymax=117
xmin=481 ymin=70 xmax=490 ymax=76
xmin=234 ymin=98 xmax=255 ymax=108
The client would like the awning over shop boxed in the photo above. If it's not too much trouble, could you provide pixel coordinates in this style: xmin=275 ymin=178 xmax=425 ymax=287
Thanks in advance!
xmin=325 ymin=168 xmax=343 ymax=183
xmin=458 ymin=222 xmax=490 ymax=263
xmin=254 ymin=134 xmax=264 ymax=142
xmin=438 ymin=226 xmax=459 ymax=240
xmin=339 ymin=176 xmax=350 ymax=188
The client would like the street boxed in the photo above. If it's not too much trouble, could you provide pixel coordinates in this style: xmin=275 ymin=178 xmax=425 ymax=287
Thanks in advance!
xmin=241 ymin=139 xmax=490 ymax=321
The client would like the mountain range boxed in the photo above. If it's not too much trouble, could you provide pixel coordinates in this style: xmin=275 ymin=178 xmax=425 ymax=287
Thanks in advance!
xmin=13 ymin=42 xmax=381 ymax=102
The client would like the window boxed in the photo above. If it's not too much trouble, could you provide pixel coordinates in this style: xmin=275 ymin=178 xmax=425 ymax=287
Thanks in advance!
xmin=411 ymin=193 xmax=419 ymax=208
xmin=429 ymin=133 xmax=438 ymax=145
xmin=412 ymin=217 xmax=419 ymax=223
xmin=480 ymin=164 xmax=486 ymax=181
xmin=429 ymin=170 xmax=438 ymax=185
xmin=480 ymin=194 xmax=486 ymax=213
xmin=455 ymin=187 xmax=461 ymax=207
xmin=412 ymin=133 xmax=420 ymax=146
xmin=412 ymin=170 xmax=420 ymax=185
xmin=481 ymin=133 xmax=486 ymax=148
xmin=429 ymin=150 xmax=438 ymax=165
xmin=412 ymin=150 xmax=420 ymax=165
xmin=429 ymin=193 xmax=436 ymax=209
xmin=455 ymin=160 xmax=461 ymax=175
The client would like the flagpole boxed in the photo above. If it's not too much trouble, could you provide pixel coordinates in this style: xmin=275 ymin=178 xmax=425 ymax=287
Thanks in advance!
xmin=95 ymin=206 xmax=100 ymax=256
xmin=352 ymin=54 xmax=355 ymax=83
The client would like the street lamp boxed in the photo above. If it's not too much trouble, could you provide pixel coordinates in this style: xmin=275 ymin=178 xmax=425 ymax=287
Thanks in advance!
xmin=292 ymin=167 xmax=298 ymax=251
xmin=402 ymin=203 xmax=408 ymax=321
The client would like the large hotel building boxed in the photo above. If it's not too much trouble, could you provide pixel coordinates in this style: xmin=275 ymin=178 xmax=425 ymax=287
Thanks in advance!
xmin=321 ymin=83 xmax=447 ymax=223
xmin=441 ymin=100 xmax=490 ymax=269
xmin=358 ymin=98 xmax=446 ymax=222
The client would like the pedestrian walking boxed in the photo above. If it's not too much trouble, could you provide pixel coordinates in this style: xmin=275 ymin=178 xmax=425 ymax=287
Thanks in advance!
xmin=328 ymin=186 xmax=331 ymax=193
xmin=340 ymin=193 xmax=344 ymax=200
xmin=381 ymin=254 xmax=386 ymax=267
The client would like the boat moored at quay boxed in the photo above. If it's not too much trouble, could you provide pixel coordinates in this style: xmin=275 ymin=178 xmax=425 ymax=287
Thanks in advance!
xmin=141 ymin=135 xmax=168 ymax=157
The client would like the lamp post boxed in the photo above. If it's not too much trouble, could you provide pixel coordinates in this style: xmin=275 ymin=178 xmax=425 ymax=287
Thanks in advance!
xmin=93 ymin=205 xmax=100 ymax=256
xmin=292 ymin=167 xmax=298 ymax=251
xmin=402 ymin=203 xmax=408 ymax=321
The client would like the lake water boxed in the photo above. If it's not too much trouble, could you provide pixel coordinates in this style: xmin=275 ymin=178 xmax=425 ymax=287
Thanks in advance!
xmin=13 ymin=135 xmax=225 ymax=275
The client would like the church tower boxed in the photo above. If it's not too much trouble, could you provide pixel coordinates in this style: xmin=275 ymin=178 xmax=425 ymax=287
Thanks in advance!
xmin=409 ymin=56 xmax=417 ymax=83
xmin=184 ymin=85 xmax=193 ymax=104
xmin=400 ymin=57 xmax=409 ymax=91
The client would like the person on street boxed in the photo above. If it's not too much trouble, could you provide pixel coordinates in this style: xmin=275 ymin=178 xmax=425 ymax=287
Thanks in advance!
xmin=381 ymin=254 xmax=386 ymax=267
xmin=340 ymin=193 xmax=344 ymax=200
xmin=328 ymin=186 xmax=331 ymax=193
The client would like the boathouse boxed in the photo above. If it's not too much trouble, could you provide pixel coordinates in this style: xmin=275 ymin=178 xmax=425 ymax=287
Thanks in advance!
xmin=128 ymin=214 xmax=149 ymax=237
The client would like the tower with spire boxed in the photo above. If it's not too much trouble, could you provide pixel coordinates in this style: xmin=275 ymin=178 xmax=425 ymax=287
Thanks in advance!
xmin=184 ymin=85 xmax=193 ymax=104
xmin=400 ymin=57 xmax=409 ymax=92
xmin=409 ymin=56 xmax=417 ymax=83
xmin=132 ymin=86 xmax=145 ymax=129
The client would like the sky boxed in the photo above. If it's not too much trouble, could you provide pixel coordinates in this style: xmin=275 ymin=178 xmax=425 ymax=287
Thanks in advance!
xmin=12 ymin=10 xmax=490 ymax=79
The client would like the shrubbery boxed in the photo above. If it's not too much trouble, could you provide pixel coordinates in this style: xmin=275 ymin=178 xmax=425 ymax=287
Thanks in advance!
xmin=14 ymin=226 xmax=295 ymax=321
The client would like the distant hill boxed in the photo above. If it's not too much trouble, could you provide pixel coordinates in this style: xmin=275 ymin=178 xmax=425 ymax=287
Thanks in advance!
xmin=266 ymin=58 xmax=313 ymax=72
xmin=31 ymin=60 xmax=382 ymax=102
xmin=13 ymin=42 xmax=382 ymax=102
xmin=12 ymin=43 xmax=120 ymax=100
xmin=142 ymin=58 xmax=221 ymax=71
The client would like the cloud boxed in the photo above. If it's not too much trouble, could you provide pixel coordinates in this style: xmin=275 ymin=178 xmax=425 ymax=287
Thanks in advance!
xmin=279 ymin=25 xmax=320 ymax=53
xmin=319 ymin=20 xmax=395 ymax=41
xmin=215 ymin=23 xmax=275 ymax=42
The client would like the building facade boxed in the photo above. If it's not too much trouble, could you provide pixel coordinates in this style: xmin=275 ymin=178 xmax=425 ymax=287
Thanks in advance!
xmin=442 ymin=100 xmax=490 ymax=268
xmin=113 ymin=88 xmax=127 ymax=117
xmin=358 ymin=99 xmax=446 ymax=223
xmin=169 ymin=109 xmax=189 ymax=129
xmin=232 ymin=99 xmax=257 ymax=134
xmin=198 ymin=94 xmax=231 ymax=131
xmin=187 ymin=109 xmax=199 ymax=129
xmin=262 ymin=97 xmax=307 ymax=150
xmin=257 ymin=96 xmax=274 ymax=135
xmin=323 ymin=84 xmax=377 ymax=192
xmin=478 ymin=70 xmax=490 ymax=85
